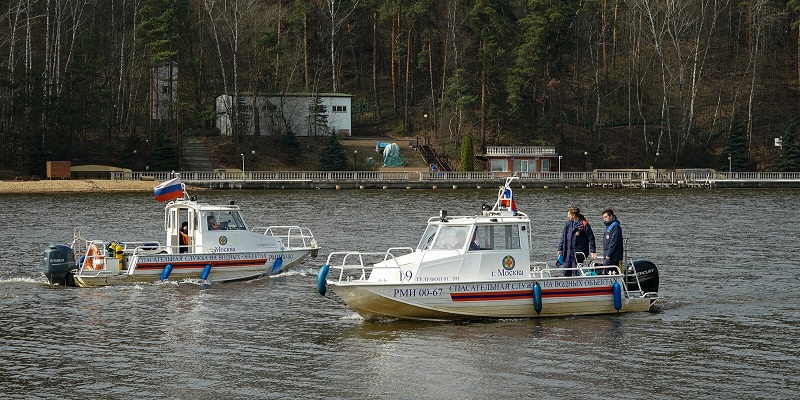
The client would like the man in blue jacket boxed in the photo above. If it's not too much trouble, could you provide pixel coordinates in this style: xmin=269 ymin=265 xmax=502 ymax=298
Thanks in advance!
xmin=601 ymin=209 xmax=624 ymax=274
xmin=558 ymin=207 xmax=596 ymax=276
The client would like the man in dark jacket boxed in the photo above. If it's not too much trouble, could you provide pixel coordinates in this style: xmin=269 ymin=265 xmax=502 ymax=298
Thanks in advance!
xmin=558 ymin=207 xmax=597 ymax=276
xmin=601 ymin=209 xmax=624 ymax=274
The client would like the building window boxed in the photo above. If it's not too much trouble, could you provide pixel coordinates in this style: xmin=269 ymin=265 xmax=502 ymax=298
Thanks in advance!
xmin=161 ymin=85 xmax=169 ymax=94
xmin=513 ymin=159 xmax=536 ymax=172
xmin=332 ymin=105 xmax=347 ymax=112
xmin=491 ymin=159 xmax=507 ymax=172
xmin=541 ymin=159 xmax=550 ymax=172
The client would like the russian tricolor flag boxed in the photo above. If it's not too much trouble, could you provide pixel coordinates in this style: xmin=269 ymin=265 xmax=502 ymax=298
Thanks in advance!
xmin=500 ymin=188 xmax=518 ymax=212
xmin=154 ymin=177 xmax=183 ymax=202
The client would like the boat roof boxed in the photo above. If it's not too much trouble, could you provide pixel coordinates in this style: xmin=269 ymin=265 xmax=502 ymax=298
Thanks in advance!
xmin=427 ymin=211 xmax=529 ymax=226
xmin=164 ymin=198 xmax=241 ymax=212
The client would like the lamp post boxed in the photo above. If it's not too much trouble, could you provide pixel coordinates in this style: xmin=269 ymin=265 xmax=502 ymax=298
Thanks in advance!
xmin=133 ymin=149 xmax=138 ymax=170
xmin=353 ymin=149 xmax=358 ymax=171
xmin=251 ymin=150 xmax=256 ymax=171
xmin=727 ymin=155 xmax=732 ymax=174
xmin=558 ymin=155 xmax=562 ymax=177
xmin=655 ymin=151 xmax=659 ymax=170
xmin=583 ymin=151 xmax=589 ymax=171
xmin=241 ymin=153 xmax=245 ymax=174
xmin=423 ymin=114 xmax=429 ymax=145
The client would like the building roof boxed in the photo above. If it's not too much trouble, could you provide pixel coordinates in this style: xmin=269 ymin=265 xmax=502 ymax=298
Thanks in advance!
xmin=217 ymin=92 xmax=353 ymax=98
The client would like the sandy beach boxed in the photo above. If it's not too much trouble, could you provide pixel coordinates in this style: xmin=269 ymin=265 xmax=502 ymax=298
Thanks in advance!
xmin=0 ymin=179 xmax=191 ymax=194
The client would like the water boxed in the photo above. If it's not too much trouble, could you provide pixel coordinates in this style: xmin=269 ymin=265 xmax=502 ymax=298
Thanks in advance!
xmin=2 ymin=189 xmax=799 ymax=399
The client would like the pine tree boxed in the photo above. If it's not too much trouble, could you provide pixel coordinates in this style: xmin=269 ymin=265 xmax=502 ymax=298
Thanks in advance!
xmin=775 ymin=120 xmax=800 ymax=171
xmin=721 ymin=118 xmax=750 ymax=172
xmin=318 ymin=133 xmax=349 ymax=171
xmin=148 ymin=132 xmax=180 ymax=171
xmin=280 ymin=129 xmax=301 ymax=162
xmin=459 ymin=132 xmax=475 ymax=171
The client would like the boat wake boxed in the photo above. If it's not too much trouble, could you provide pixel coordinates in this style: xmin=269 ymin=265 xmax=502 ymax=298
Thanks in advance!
xmin=0 ymin=275 xmax=48 ymax=285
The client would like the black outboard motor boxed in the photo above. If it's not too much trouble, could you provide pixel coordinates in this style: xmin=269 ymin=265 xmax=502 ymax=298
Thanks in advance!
xmin=43 ymin=245 xmax=76 ymax=286
xmin=625 ymin=259 xmax=659 ymax=294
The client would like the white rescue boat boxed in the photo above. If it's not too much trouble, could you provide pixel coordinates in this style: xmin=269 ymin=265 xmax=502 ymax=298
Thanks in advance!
xmin=43 ymin=176 xmax=319 ymax=287
xmin=317 ymin=177 xmax=660 ymax=321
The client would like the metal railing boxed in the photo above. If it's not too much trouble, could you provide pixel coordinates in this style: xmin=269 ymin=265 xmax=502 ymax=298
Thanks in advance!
xmin=251 ymin=225 xmax=318 ymax=249
xmin=110 ymin=170 xmax=800 ymax=184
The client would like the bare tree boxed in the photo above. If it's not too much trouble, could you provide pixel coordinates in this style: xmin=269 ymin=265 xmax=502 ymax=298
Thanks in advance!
xmin=743 ymin=0 xmax=784 ymax=153
xmin=203 ymin=0 xmax=258 ymax=140
xmin=633 ymin=0 xmax=726 ymax=165
xmin=324 ymin=0 xmax=359 ymax=92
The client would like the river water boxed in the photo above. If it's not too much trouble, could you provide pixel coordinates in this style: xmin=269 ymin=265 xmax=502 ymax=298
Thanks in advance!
xmin=1 ymin=188 xmax=798 ymax=399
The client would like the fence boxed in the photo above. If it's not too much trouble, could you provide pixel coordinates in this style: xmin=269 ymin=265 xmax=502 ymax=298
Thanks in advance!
xmin=110 ymin=170 xmax=800 ymax=186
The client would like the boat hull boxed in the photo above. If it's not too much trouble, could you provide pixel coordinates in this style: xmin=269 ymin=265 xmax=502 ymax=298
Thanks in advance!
xmin=73 ymin=249 xmax=311 ymax=288
xmin=329 ymin=275 xmax=655 ymax=321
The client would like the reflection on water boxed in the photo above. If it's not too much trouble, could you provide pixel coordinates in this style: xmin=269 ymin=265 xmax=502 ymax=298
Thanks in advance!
xmin=1 ymin=189 xmax=799 ymax=398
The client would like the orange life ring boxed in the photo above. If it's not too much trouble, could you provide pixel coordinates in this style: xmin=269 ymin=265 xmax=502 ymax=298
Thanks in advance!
xmin=83 ymin=243 xmax=102 ymax=270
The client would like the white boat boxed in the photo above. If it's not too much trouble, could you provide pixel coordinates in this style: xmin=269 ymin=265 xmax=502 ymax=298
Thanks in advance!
xmin=317 ymin=177 xmax=660 ymax=321
xmin=43 ymin=177 xmax=319 ymax=287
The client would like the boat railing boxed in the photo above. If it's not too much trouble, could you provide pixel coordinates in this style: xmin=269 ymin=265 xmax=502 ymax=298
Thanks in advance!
xmin=324 ymin=250 xmax=412 ymax=283
xmin=532 ymin=256 xmax=621 ymax=278
xmin=252 ymin=225 xmax=317 ymax=249
xmin=530 ymin=262 xmax=552 ymax=278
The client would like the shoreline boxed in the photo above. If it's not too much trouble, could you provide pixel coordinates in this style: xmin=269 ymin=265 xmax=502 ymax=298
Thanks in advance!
xmin=2 ymin=177 xmax=800 ymax=193
xmin=0 ymin=179 xmax=175 ymax=194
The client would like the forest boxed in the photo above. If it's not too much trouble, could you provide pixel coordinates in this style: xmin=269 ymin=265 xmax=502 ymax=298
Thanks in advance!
xmin=2 ymin=0 xmax=800 ymax=176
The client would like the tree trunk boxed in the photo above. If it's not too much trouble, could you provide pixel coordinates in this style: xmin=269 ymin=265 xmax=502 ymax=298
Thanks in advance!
xmin=428 ymin=40 xmax=436 ymax=139
xmin=391 ymin=10 xmax=398 ymax=117
xmin=480 ymin=40 xmax=486 ymax=152
xmin=372 ymin=10 xmax=380 ymax=122
xmin=304 ymin=13 xmax=309 ymax=92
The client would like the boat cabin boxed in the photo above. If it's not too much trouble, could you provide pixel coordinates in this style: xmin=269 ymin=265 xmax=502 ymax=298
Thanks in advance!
xmin=371 ymin=210 xmax=533 ymax=282
xmin=164 ymin=200 xmax=252 ymax=254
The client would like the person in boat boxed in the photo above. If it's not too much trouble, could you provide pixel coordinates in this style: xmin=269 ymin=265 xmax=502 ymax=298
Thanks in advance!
xmin=557 ymin=207 xmax=597 ymax=276
xmin=179 ymin=222 xmax=189 ymax=253
xmin=453 ymin=230 xmax=467 ymax=249
xmin=601 ymin=208 xmax=624 ymax=274
xmin=207 ymin=215 xmax=219 ymax=230
xmin=468 ymin=230 xmax=481 ymax=251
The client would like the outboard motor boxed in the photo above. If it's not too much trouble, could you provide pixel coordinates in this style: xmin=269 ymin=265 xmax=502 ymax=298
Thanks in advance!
xmin=43 ymin=245 xmax=76 ymax=286
xmin=625 ymin=259 xmax=659 ymax=294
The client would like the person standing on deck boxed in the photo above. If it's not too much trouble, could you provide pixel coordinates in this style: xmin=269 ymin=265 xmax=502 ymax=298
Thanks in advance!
xmin=601 ymin=209 xmax=624 ymax=274
xmin=557 ymin=207 xmax=597 ymax=276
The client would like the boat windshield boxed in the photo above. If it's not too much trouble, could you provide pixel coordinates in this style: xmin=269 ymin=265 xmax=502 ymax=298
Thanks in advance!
xmin=417 ymin=225 xmax=438 ymax=250
xmin=206 ymin=211 xmax=247 ymax=230
xmin=428 ymin=225 xmax=472 ymax=250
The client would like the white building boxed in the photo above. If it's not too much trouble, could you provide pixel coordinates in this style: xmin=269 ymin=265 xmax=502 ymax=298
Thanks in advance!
xmin=151 ymin=62 xmax=177 ymax=120
xmin=215 ymin=93 xmax=352 ymax=137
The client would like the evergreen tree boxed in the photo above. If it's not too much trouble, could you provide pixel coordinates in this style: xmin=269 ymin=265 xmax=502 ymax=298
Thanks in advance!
xmin=148 ymin=133 xmax=181 ymax=171
xmin=459 ymin=132 xmax=475 ymax=171
xmin=137 ymin=0 xmax=179 ymax=63
xmin=280 ymin=129 xmax=301 ymax=162
xmin=775 ymin=120 xmax=800 ymax=171
xmin=318 ymin=133 xmax=349 ymax=171
xmin=721 ymin=118 xmax=750 ymax=172
xmin=309 ymin=95 xmax=329 ymax=136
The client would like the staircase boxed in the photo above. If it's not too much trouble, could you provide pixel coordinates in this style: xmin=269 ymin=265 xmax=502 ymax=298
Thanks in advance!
xmin=182 ymin=137 xmax=214 ymax=170
xmin=418 ymin=145 xmax=453 ymax=172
